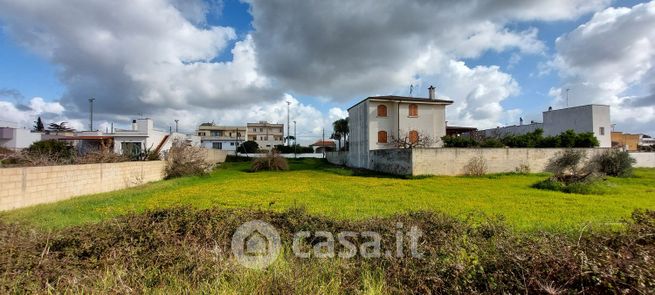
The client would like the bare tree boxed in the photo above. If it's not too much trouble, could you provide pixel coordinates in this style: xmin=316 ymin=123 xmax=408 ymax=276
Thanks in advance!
xmin=390 ymin=130 xmax=438 ymax=149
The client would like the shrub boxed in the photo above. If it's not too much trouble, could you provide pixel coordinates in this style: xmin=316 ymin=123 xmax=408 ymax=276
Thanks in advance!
xmin=26 ymin=140 xmax=75 ymax=160
xmin=274 ymin=144 xmax=314 ymax=154
xmin=544 ymin=149 xmax=594 ymax=184
xmin=514 ymin=163 xmax=531 ymax=174
xmin=441 ymin=135 xmax=479 ymax=147
xmin=164 ymin=141 xmax=213 ymax=179
xmin=463 ymin=156 xmax=487 ymax=176
xmin=591 ymin=149 xmax=636 ymax=177
xmin=479 ymin=138 xmax=504 ymax=148
xmin=76 ymin=148 xmax=130 ymax=164
xmin=251 ymin=152 xmax=289 ymax=172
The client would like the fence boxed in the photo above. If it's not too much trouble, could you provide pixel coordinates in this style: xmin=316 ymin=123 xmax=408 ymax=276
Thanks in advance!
xmin=0 ymin=161 xmax=165 ymax=211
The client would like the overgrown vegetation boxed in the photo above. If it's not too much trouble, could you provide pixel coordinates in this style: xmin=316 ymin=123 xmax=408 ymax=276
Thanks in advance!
xmin=442 ymin=128 xmax=600 ymax=148
xmin=0 ymin=207 xmax=653 ymax=294
xmin=164 ymin=141 xmax=213 ymax=179
xmin=591 ymin=149 xmax=636 ymax=177
xmin=534 ymin=149 xmax=637 ymax=194
xmin=251 ymin=152 xmax=289 ymax=172
xmin=463 ymin=156 xmax=488 ymax=176
xmin=1 ymin=140 xmax=137 ymax=167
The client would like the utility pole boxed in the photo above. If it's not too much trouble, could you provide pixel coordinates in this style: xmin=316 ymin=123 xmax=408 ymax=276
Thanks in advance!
xmin=88 ymin=98 xmax=95 ymax=131
xmin=322 ymin=127 xmax=325 ymax=158
xmin=293 ymin=120 xmax=297 ymax=158
xmin=565 ymin=88 xmax=570 ymax=108
xmin=286 ymin=101 xmax=291 ymax=146
xmin=174 ymin=119 xmax=179 ymax=133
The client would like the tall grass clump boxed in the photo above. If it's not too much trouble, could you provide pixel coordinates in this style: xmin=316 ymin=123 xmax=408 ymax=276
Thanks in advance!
xmin=251 ymin=152 xmax=289 ymax=172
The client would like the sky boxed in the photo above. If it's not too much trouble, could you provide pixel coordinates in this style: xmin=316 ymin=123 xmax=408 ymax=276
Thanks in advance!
xmin=0 ymin=0 xmax=654 ymax=144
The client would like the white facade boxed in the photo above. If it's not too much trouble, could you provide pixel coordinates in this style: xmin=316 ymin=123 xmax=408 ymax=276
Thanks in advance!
xmin=348 ymin=95 xmax=453 ymax=168
xmin=476 ymin=104 xmax=612 ymax=148
xmin=0 ymin=127 xmax=43 ymax=150
xmin=247 ymin=122 xmax=284 ymax=149
xmin=111 ymin=119 xmax=198 ymax=156
xmin=542 ymin=105 xmax=611 ymax=147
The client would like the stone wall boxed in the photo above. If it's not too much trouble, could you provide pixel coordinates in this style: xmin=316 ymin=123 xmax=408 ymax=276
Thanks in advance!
xmin=630 ymin=152 xmax=655 ymax=168
xmin=412 ymin=148 xmax=607 ymax=176
xmin=0 ymin=161 xmax=165 ymax=211
xmin=330 ymin=148 xmax=626 ymax=176
xmin=369 ymin=149 xmax=413 ymax=175
xmin=326 ymin=151 xmax=348 ymax=165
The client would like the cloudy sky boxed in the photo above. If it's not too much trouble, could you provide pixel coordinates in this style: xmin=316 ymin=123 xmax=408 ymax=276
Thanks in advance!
xmin=0 ymin=0 xmax=654 ymax=143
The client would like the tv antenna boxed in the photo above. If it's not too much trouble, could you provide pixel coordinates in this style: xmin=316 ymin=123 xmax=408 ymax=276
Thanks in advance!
xmin=409 ymin=84 xmax=414 ymax=97
xmin=565 ymin=88 xmax=570 ymax=107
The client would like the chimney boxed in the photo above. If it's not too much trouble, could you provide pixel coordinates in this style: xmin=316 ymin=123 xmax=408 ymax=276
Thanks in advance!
xmin=132 ymin=119 xmax=137 ymax=130
xmin=428 ymin=85 xmax=436 ymax=100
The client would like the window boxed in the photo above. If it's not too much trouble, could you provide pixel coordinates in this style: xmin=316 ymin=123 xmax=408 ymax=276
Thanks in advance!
xmin=260 ymin=128 xmax=263 ymax=132
xmin=212 ymin=142 xmax=222 ymax=149
xmin=377 ymin=104 xmax=387 ymax=117
xmin=408 ymin=104 xmax=418 ymax=117
xmin=377 ymin=131 xmax=388 ymax=143
xmin=121 ymin=142 xmax=142 ymax=157
xmin=230 ymin=142 xmax=235 ymax=146
xmin=409 ymin=130 xmax=419 ymax=144
xmin=599 ymin=127 xmax=605 ymax=136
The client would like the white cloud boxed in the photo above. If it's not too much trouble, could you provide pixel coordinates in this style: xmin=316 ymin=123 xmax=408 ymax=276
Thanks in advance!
xmin=0 ymin=0 xmax=616 ymax=138
xmin=551 ymin=1 xmax=655 ymax=135
xmin=0 ymin=97 xmax=83 ymax=130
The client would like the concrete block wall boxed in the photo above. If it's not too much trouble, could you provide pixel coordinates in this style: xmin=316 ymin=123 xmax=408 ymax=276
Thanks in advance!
xmin=326 ymin=151 xmax=348 ymax=165
xmin=630 ymin=152 xmax=655 ymax=168
xmin=0 ymin=161 xmax=165 ymax=211
xmin=412 ymin=148 xmax=607 ymax=176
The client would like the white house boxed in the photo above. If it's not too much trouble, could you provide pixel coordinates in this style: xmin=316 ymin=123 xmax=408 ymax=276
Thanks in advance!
xmin=109 ymin=118 xmax=199 ymax=157
xmin=348 ymin=86 xmax=453 ymax=168
xmin=196 ymin=124 xmax=246 ymax=151
xmin=0 ymin=126 xmax=42 ymax=151
xmin=476 ymin=104 xmax=612 ymax=147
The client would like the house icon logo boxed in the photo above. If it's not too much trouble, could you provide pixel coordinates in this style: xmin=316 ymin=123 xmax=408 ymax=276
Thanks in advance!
xmin=231 ymin=220 xmax=281 ymax=269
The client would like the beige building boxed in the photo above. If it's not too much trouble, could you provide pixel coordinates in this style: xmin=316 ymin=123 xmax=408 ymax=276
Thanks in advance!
xmin=247 ymin=121 xmax=284 ymax=149
xmin=347 ymin=86 xmax=453 ymax=168
xmin=197 ymin=124 xmax=246 ymax=151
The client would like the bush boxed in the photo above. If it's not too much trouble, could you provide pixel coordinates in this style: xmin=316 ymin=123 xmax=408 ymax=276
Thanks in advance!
xmin=544 ymin=149 xmax=595 ymax=184
xmin=26 ymin=140 xmax=75 ymax=161
xmin=591 ymin=149 xmax=636 ymax=177
xmin=76 ymin=148 xmax=130 ymax=164
xmin=514 ymin=163 xmax=531 ymax=174
xmin=463 ymin=156 xmax=487 ymax=176
xmin=532 ymin=178 xmax=607 ymax=195
xmin=237 ymin=141 xmax=259 ymax=153
xmin=164 ymin=141 xmax=213 ymax=179
xmin=441 ymin=136 xmax=479 ymax=147
xmin=445 ymin=129 xmax=599 ymax=148
xmin=251 ymin=152 xmax=289 ymax=172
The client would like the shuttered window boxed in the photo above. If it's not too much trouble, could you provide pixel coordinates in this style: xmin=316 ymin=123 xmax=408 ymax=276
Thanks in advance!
xmin=408 ymin=104 xmax=418 ymax=117
xmin=378 ymin=131 xmax=388 ymax=143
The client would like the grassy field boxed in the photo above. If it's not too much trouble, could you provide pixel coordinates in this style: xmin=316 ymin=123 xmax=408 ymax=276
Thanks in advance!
xmin=2 ymin=159 xmax=654 ymax=231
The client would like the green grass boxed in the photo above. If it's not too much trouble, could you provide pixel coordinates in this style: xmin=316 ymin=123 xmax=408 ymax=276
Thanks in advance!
xmin=1 ymin=159 xmax=654 ymax=232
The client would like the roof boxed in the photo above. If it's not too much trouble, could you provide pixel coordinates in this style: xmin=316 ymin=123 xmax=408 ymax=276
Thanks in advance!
xmin=59 ymin=136 xmax=114 ymax=140
xmin=348 ymin=95 xmax=453 ymax=111
xmin=309 ymin=140 xmax=336 ymax=147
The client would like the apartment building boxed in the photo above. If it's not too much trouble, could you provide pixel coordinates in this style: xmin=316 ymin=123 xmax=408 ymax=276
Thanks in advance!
xmin=247 ymin=121 xmax=284 ymax=149
xmin=197 ymin=123 xmax=246 ymax=151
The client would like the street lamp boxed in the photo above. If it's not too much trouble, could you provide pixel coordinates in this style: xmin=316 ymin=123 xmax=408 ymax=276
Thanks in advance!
xmin=88 ymin=98 xmax=95 ymax=131
xmin=286 ymin=101 xmax=291 ymax=146
xmin=293 ymin=120 xmax=297 ymax=158
xmin=174 ymin=119 xmax=179 ymax=133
